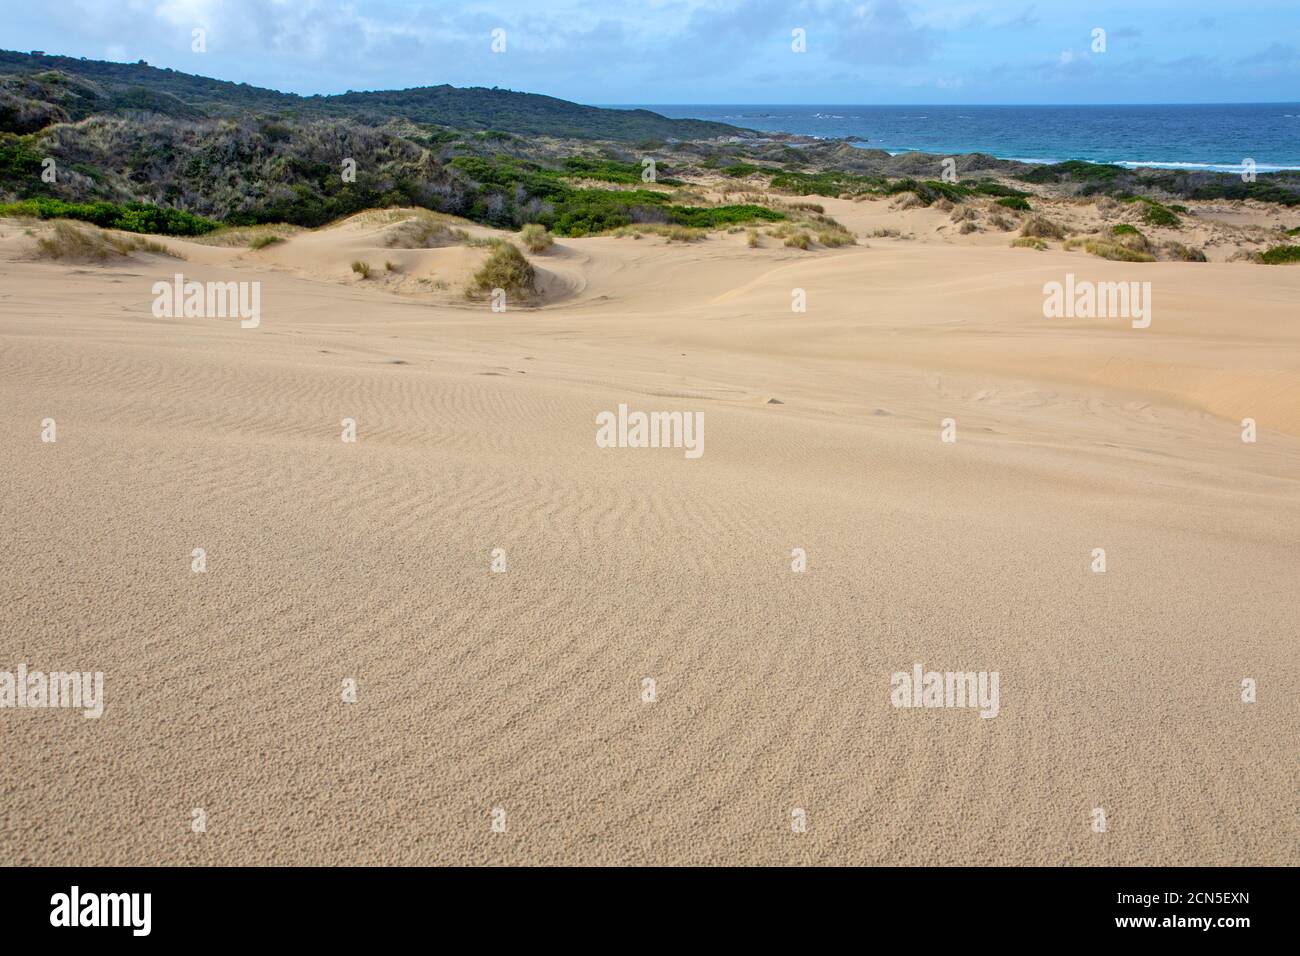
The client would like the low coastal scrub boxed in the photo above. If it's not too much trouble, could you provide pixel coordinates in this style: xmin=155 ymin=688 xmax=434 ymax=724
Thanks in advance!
xmin=467 ymin=240 xmax=537 ymax=300
xmin=0 ymin=196 xmax=218 ymax=236
xmin=889 ymin=178 xmax=1033 ymax=207
xmin=559 ymin=155 xmax=683 ymax=187
xmin=1131 ymin=197 xmax=1181 ymax=228
xmin=248 ymin=234 xmax=284 ymax=250
xmin=1018 ymin=160 xmax=1125 ymax=188
xmin=721 ymin=162 xmax=764 ymax=178
xmin=769 ymin=168 xmax=885 ymax=197
xmin=1015 ymin=159 xmax=1300 ymax=207
xmin=1257 ymin=245 xmax=1300 ymax=264
xmin=450 ymin=155 xmax=780 ymax=236
xmin=1010 ymin=237 xmax=1047 ymax=250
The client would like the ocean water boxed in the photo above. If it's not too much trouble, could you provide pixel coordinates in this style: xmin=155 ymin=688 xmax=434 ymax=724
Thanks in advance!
xmin=624 ymin=104 xmax=1300 ymax=173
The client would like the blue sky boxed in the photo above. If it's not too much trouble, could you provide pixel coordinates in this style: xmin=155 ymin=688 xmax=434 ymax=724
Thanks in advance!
xmin=6 ymin=0 xmax=1298 ymax=105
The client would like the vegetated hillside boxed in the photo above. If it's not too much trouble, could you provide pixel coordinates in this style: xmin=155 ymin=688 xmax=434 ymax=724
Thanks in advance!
xmin=3 ymin=49 xmax=1298 ymax=240
xmin=0 ymin=49 xmax=745 ymax=141
xmin=0 ymin=49 xmax=782 ymax=235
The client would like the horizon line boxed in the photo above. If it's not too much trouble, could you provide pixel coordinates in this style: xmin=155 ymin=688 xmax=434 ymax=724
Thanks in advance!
xmin=601 ymin=101 xmax=1300 ymax=108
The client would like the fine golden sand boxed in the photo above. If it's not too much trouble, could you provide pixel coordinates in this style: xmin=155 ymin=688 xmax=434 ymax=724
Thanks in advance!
xmin=1 ymin=203 xmax=1296 ymax=865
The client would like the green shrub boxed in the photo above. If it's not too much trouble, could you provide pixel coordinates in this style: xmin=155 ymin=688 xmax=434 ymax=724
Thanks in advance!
xmin=1139 ymin=199 xmax=1180 ymax=228
xmin=996 ymin=196 xmax=1031 ymax=211
xmin=0 ymin=196 xmax=218 ymax=236
xmin=770 ymin=169 xmax=885 ymax=197
xmin=1257 ymin=245 xmax=1300 ymax=264
xmin=1016 ymin=160 xmax=1125 ymax=186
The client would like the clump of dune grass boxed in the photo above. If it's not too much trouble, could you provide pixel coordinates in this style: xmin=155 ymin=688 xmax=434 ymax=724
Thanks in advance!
xmin=746 ymin=228 xmax=760 ymax=248
xmin=1010 ymin=237 xmax=1048 ymax=251
xmin=1160 ymin=241 xmax=1207 ymax=262
xmin=385 ymin=260 xmax=400 ymax=273
xmin=1106 ymin=224 xmax=1152 ymax=254
xmin=351 ymin=260 xmax=372 ymax=278
xmin=817 ymin=229 xmax=855 ymax=247
xmin=610 ymin=223 xmax=706 ymax=242
xmin=519 ymin=223 xmax=554 ymax=253
xmin=194 ymin=223 xmax=301 ymax=247
xmin=765 ymin=214 xmax=853 ymax=249
xmin=33 ymin=221 xmax=183 ymax=261
xmin=385 ymin=217 xmax=470 ymax=249
xmin=1257 ymin=245 xmax=1300 ymax=264
xmin=466 ymin=240 xmax=537 ymax=301
xmin=1020 ymin=216 xmax=1066 ymax=240
xmin=1065 ymin=238 xmax=1155 ymax=262
xmin=988 ymin=213 xmax=1014 ymax=231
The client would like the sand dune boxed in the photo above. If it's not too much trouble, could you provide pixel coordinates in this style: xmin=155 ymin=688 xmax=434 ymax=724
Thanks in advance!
xmin=0 ymin=207 xmax=1296 ymax=865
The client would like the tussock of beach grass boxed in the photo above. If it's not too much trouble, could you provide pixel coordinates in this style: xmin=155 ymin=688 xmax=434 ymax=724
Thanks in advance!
xmin=31 ymin=221 xmax=184 ymax=261
xmin=1063 ymin=237 xmax=1156 ymax=262
xmin=519 ymin=223 xmax=554 ymax=253
xmin=385 ymin=217 xmax=471 ymax=248
xmin=1020 ymin=216 xmax=1066 ymax=241
xmin=466 ymin=240 xmax=538 ymax=301
xmin=766 ymin=215 xmax=855 ymax=249
xmin=193 ymin=223 xmax=303 ymax=247
xmin=609 ymin=223 xmax=708 ymax=242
